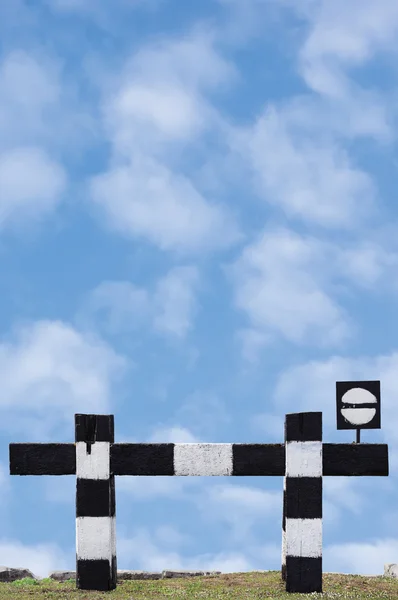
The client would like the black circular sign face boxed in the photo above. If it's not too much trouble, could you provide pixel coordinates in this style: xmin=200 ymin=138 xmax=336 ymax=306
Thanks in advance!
xmin=341 ymin=387 xmax=377 ymax=426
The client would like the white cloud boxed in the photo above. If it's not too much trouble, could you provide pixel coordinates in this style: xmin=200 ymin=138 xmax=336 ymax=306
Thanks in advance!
xmin=0 ymin=147 xmax=66 ymax=229
xmin=236 ymin=328 xmax=272 ymax=364
xmin=117 ymin=526 xmax=256 ymax=572
xmin=0 ymin=51 xmax=60 ymax=152
xmin=323 ymin=477 xmax=364 ymax=514
xmin=299 ymin=0 xmax=398 ymax=97
xmin=110 ymin=82 xmax=204 ymax=149
xmin=3 ymin=526 xmax=395 ymax=578
xmin=230 ymin=226 xmax=398 ymax=351
xmin=153 ymin=267 xmax=199 ymax=338
xmin=324 ymin=538 xmax=398 ymax=576
xmin=0 ymin=50 xmax=59 ymax=106
xmin=148 ymin=425 xmax=199 ymax=443
xmin=202 ymin=483 xmax=280 ymax=520
xmin=81 ymin=266 xmax=200 ymax=340
xmin=154 ymin=525 xmax=191 ymax=549
xmin=116 ymin=474 xmax=198 ymax=500
xmin=0 ymin=539 xmax=72 ymax=579
xmin=238 ymin=104 xmax=376 ymax=227
xmin=0 ymin=53 xmax=67 ymax=231
xmin=89 ymin=30 xmax=240 ymax=254
xmin=0 ymin=48 xmax=97 ymax=164
xmin=0 ymin=50 xmax=100 ymax=231
xmin=336 ymin=242 xmax=398 ymax=290
xmin=220 ymin=0 xmax=397 ymax=141
xmin=0 ymin=481 xmax=280 ymax=578
xmin=131 ymin=30 xmax=236 ymax=91
xmin=221 ymin=0 xmax=397 ymax=236
xmin=103 ymin=28 xmax=235 ymax=155
xmin=90 ymin=158 xmax=240 ymax=254
xmin=175 ymin=391 xmax=231 ymax=436
xmin=230 ymin=227 xmax=352 ymax=346
xmin=191 ymin=482 xmax=281 ymax=547
xmin=0 ymin=462 xmax=12 ymax=503
xmin=293 ymin=0 xmax=397 ymax=145
xmin=0 ymin=320 xmax=126 ymax=439
xmin=82 ymin=281 xmax=150 ymax=335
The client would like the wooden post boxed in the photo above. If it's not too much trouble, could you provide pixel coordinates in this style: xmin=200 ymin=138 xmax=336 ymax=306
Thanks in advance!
xmin=284 ymin=412 xmax=323 ymax=593
xmin=75 ymin=414 xmax=117 ymax=591
xmin=281 ymin=474 xmax=286 ymax=581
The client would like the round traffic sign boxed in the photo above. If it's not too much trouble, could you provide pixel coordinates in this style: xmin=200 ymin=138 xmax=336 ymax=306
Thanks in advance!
xmin=340 ymin=387 xmax=377 ymax=426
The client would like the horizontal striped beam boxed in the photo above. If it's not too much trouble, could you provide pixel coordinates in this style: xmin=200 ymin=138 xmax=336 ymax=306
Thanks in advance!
xmin=10 ymin=442 xmax=388 ymax=476
xmin=10 ymin=444 xmax=76 ymax=475
xmin=323 ymin=443 xmax=388 ymax=476
xmin=110 ymin=443 xmax=285 ymax=475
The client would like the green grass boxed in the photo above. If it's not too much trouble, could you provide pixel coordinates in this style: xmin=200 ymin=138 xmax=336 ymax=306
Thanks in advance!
xmin=1 ymin=571 xmax=398 ymax=599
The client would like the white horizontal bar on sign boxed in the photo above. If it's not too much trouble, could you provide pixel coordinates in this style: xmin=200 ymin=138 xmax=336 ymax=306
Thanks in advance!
xmin=76 ymin=516 xmax=116 ymax=561
xmin=341 ymin=407 xmax=376 ymax=426
xmin=285 ymin=518 xmax=322 ymax=558
xmin=174 ymin=443 xmax=233 ymax=476
xmin=76 ymin=442 xmax=110 ymax=480
xmin=285 ymin=441 xmax=322 ymax=477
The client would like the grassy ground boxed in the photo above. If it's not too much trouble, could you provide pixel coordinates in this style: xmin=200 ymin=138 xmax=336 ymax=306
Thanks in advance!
xmin=0 ymin=571 xmax=397 ymax=600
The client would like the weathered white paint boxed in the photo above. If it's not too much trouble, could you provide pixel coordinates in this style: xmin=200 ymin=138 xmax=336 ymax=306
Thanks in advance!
xmin=76 ymin=516 xmax=116 ymax=560
xmin=285 ymin=518 xmax=322 ymax=558
xmin=174 ymin=443 xmax=233 ymax=476
xmin=342 ymin=388 xmax=377 ymax=404
xmin=341 ymin=407 xmax=376 ymax=425
xmin=286 ymin=442 xmax=322 ymax=477
xmin=111 ymin=514 xmax=117 ymax=562
xmin=76 ymin=442 xmax=110 ymax=480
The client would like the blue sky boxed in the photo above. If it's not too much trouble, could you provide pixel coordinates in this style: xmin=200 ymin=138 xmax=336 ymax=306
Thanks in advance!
xmin=1 ymin=0 xmax=398 ymax=579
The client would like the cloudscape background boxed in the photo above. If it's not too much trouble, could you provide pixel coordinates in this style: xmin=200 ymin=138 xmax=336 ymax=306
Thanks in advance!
xmin=1 ymin=0 xmax=398 ymax=578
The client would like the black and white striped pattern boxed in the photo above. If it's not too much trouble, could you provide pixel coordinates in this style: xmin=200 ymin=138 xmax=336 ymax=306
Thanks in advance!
xmin=283 ymin=412 xmax=323 ymax=593
xmin=75 ymin=415 xmax=117 ymax=591
xmin=9 ymin=411 xmax=389 ymax=594
xmin=110 ymin=442 xmax=285 ymax=475
xmin=281 ymin=473 xmax=287 ymax=581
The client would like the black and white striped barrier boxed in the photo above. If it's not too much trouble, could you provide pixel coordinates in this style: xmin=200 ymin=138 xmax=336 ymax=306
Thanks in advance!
xmin=75 ymin=414 xmax=117 ymax=590
xmin=9 ymin=411 xmax=388 ymax=593
xmin=282 ymin=412 xmax=322 ymax=592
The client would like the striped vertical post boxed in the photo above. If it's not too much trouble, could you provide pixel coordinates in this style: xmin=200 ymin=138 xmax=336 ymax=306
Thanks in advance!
xmin=281 ymin=473 xmax=286 ymax=581
xmin=284 ymin=412 xmax=323 ymax=594
xmin=75 ymin=414 xmax=117 ymax=591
